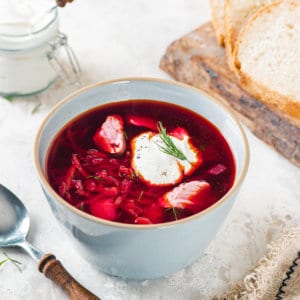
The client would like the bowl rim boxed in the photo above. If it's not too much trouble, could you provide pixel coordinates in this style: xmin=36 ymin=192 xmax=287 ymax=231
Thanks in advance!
xmin=33 ymin=76 xmax=250 ymax=229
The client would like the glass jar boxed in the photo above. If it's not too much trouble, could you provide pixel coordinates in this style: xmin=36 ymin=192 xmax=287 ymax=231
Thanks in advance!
xmin=0 ymin=8 xmax=80 ymax=96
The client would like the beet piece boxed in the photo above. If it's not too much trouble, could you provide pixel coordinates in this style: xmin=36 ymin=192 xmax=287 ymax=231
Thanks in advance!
xmin=125 ymin=114 xmax=158 ymax=131
xmin=143 ymin=202 xmax=164 ymax=224
xmin=95 ymin=169 xmax=120 ymax=186
xmin=89 ymin=199 xmax=118 ymax=221
xmin=93 ymin=115 xmax=126 ymax=155
xmin=73 ymin=179 xmax=89 ymax=197
xmin=207 ymin=163 xmax=227 ymax=176
xmin=60 ymin=165 xmax=77 ymax=198
xmin=120 ymin=178 xmax=132 ymax=196
xmin=134 ymin=217 xmax=152 ymax=224
xmin=121 ymin=199 xmax=143 ymax=218
xmin=72 ymin=154 xmax=89 ymax=177
xmin=169 ymin=127 xmax=189 ymax=140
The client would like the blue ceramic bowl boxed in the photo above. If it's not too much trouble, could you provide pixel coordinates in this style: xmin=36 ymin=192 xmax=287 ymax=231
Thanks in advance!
xmin=34 ymin=77 xmax=249 ymax=280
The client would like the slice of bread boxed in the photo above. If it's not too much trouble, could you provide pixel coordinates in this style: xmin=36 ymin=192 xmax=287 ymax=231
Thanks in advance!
xmin=224 ymin=0 xmax=276 ymax=71
xmin=210 ymin=0 xmax=225 ymax=46
xmin=234 ymin=0 xmax=300 ymax=120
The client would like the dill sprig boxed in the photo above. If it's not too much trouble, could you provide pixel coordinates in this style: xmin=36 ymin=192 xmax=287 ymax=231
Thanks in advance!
xmin=0 ymin=252 xmax=22 ymax=273
xmin=31 ymin=102 xmax=42 ymax=114
xmin=137 ymin=191 xmax=144 ymax=201
xmin=3 ymin=95 xmax=14 ymax=102
xmin=172 ymin=207 xmax=179 ymax=220
xmin=157 ymin=121 xmax=188 ymax=161
xmin=165 ymin=207 xmax=179 ymax=220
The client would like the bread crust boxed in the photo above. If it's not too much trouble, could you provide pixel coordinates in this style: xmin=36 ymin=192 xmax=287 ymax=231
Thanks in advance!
xmin=210 ymin=0 xmax=225 ymax=46
xmin=223 ymin=0 xmax=236 ymax=71
xmin=224 ymin=0 xmax=277 ymax=73
xmin=239 ymin=71 xmax=300 ymax=122
xmin=234 ymin=0 xmax=300 ymax=120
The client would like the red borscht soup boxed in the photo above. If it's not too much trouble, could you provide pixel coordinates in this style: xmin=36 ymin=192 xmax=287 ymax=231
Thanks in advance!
xmin=46 ymin=100 xmax=235 ymax=224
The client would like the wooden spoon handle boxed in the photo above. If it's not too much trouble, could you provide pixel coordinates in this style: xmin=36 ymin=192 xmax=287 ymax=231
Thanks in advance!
xmin=38 ymin=254 xmax=100 ymax=300
xmin=56 ymin=0 xmax=74 ymax=7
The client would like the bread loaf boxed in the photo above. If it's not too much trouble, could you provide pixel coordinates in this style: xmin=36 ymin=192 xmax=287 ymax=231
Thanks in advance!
xmin=224 ymin=0 xmax=275 ymax=71
xmin=210 ymin=0 xmax=225 ymax=46
xmin=234 ymin=0 xmax=300 ymax=120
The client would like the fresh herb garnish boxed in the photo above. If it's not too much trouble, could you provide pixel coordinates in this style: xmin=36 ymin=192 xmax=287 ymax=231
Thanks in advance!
xmin=129 ymin=169 xmax=137 ymax=180
xmin=31 ymin=102 xmax=42 ymax=114
xmin=157 ymin=121 xmax=188 ymax=161
xmin=165 ymin=207 xmax=179 ymax=220
xmin=3 ymin=95 xmax=14 ymax=102
xmin=123 ymin=130 xmax=128 ymax=141
xmin=137 ymin=191 xmax=144 ymax=202
xmin=87 ymin=175 xmax=102 ymax=180
xmin=0 ymin=252 xmax=22 ymax=272
xmin=172 ymin=207 xmax=179 ymax=220
xmin=78 ymin=202 xmax=85 ymax=211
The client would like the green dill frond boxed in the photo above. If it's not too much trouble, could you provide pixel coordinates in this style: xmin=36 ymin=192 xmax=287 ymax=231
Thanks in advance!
xmin=156 ymin=121 xmax=188 ymax=161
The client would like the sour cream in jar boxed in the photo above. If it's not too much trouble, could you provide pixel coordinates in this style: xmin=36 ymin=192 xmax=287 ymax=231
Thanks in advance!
xmin=0 ymin=1 xmax=78 ymax=96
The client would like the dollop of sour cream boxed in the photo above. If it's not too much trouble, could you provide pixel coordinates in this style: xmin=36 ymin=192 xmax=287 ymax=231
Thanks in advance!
xmin=131 ymin=131 xmax=201 ymax=186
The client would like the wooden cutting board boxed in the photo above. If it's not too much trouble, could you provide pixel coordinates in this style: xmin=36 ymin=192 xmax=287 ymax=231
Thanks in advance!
xmin=160 ymin=22 xmax=300 ymax=168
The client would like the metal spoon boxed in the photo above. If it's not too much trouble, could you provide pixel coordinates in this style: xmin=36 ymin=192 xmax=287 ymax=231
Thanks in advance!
xmin=0 ymin=184 xmax=100 ymax=300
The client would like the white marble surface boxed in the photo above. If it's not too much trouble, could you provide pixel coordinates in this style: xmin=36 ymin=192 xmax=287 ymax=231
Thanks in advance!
xmin=0 ymin=1 xmax=299 ymax=299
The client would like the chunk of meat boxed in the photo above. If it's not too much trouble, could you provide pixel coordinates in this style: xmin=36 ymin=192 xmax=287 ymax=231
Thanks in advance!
xmin=93 ymin=115 xmax=126 ymax=155
xmin=159 ymin=180 xmax=212 ymax=209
